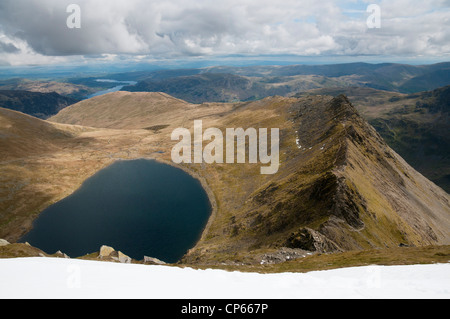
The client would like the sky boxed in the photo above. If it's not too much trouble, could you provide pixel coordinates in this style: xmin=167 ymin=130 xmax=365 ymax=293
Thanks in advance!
xmin=0 ymin=0 xmax=449 ymax=67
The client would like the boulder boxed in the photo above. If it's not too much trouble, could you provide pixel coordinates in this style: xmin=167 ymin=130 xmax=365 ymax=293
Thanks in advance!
xmin=98 ymin=245 xmax=131 ymax=263
xmin=99 ymin=245 xmax=116 ymax=258
xmin=118 ymin=251 xmax=131 ymax=264
xmin=0 ymin=239 xmax=10 ymax=246
xmin=143 ymin=256 xmax=166 ymax=265
xmin=55 ymin=250 xmax=70 ymax=258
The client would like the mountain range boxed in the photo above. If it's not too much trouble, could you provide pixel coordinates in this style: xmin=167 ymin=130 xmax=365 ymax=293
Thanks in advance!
xmin=123 ymin=62 xmax=450 ymax=103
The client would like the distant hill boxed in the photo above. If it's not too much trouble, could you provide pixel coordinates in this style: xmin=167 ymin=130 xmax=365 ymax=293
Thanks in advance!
xmin=0 ymin=90 xmax=79 ymax=119
xmin=0 ymin=78 xmax=96 ymax=100
xmin=205 ymin=62 xmax=450 ymax=92
xmin=399 ymin=69 xmax=450 ymax=93
xmin=49 ymin=91 xmax=197 ymax=129
xmin=124 ymin=73 xmax=286 ymax=104
xmin=123 ymin=62 xmax=450 ymax=103
xmin=123 ymin=72 xmax=358 ymax=103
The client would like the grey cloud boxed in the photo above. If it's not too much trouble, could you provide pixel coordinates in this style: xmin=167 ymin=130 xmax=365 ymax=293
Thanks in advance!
xmin=0 ymin=40 xmax=20 ymax=53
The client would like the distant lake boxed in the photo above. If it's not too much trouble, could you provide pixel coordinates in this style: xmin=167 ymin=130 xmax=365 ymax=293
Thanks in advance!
xmin=19 ymin=159 xmax=211 ymax=263
xmin=84 ymin=79 xmax=137 ymax=99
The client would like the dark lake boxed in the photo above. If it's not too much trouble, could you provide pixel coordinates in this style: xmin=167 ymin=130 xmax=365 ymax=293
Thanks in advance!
xmin=19 ymin=159 xmax=211 ymax=263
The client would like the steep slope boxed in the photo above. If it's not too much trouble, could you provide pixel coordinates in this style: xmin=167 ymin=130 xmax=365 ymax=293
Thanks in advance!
xmin=0 ymin=90 xmax=78 ymax=119
xmin=369 ymin=86 xmax=450 ymax=192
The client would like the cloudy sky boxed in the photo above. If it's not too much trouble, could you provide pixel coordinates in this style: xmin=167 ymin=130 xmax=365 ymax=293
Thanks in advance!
xmin=0 ymin=0 xmax=449 ymax=66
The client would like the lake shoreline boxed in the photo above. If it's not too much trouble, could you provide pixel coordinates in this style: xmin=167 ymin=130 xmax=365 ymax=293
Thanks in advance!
xmin=16 ymin=155 xmax=216 ymax=264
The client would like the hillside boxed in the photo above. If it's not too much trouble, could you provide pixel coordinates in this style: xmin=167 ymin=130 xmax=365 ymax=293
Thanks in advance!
xmin=124 ymin=72 xmax=356 ymax=104
xmin=49 ymin=91 xmax=233 ymax=130
xmin=0 ymin=90 xmax=78 ymax=119
xmin=125 ymin=73 xmax=269 ymax=103
xmin=0 ymin=107 xmax=76 ymax=160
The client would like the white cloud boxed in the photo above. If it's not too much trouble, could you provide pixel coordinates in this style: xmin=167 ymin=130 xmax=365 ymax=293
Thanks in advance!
xmin=0 ymin=0 xmax=449 ymax=65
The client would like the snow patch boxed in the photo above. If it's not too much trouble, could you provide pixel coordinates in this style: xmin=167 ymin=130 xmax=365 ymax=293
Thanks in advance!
xmin=0 ymin=258 xmax=449 ymax=299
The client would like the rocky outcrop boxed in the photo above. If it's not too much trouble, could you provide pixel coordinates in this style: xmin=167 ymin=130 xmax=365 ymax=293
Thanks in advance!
xmin=55 ymin=250 xmax=70 ymax=258
xmin=259 ymin=248 xmax=315 ymax=265
xmin=98 ymin=245 xmax=131 ymax=264
xmin=143 ymin=256 xmax=166 ymax=265
xmin=285 ymin=228 xmax=342 ymax=253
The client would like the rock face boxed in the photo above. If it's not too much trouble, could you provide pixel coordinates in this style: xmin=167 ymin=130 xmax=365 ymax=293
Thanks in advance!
xmin=285 ymin=228 xmax=342 ymax=252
